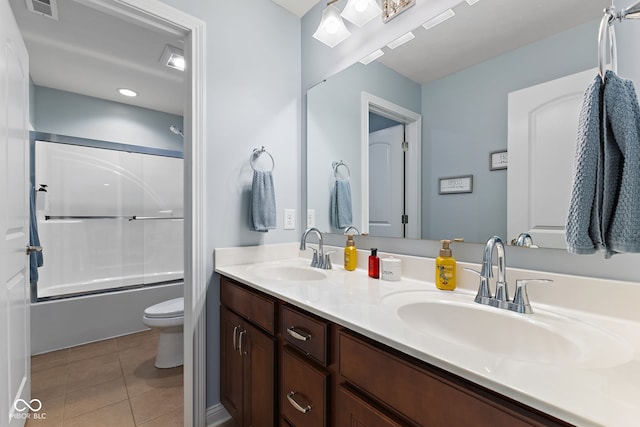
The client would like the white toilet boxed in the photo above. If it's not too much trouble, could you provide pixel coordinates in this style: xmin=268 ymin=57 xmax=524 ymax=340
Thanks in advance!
xmin=142 ymin=297 xmax=184 ymax=368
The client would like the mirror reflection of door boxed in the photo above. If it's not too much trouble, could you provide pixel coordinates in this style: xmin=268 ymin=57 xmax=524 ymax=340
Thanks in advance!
xmin=369 ymin=113 xmax=405 ymax=238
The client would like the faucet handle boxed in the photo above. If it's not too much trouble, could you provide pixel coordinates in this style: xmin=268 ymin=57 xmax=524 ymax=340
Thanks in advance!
xmin=511 ymin=279 xmax=552 ymax=314
xmin=310 ymin=248 xmax=319 ymax=268
xmin=463 ymin=268 xmax=493 ymax=303
xmin=322 ymin=250 xmax=336 ymax=270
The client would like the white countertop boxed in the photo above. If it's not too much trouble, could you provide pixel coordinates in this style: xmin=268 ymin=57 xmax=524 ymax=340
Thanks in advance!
xmin=214 ymin=243 xmax=640 ymax=427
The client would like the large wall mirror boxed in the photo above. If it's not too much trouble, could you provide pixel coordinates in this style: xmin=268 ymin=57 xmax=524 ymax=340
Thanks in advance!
xmin=306 ymin=0 xmax=611 ymax=249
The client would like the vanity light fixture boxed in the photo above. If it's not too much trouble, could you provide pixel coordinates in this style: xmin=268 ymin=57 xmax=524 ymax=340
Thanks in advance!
xmin=314 ymin=1 xmax=351 ymax=47
xmin=359 ymin=49 xmax=384 ymax=65
xmin=422 ymin=8 xmax=455 ymax=30
xmin=118 ymin=88 xmax=137 ymax=97
xmin=160 ymin=44 xmax=185 ymax=71
xmin=387 ymin=31 xmax=415 ymax=49
xmin=341 ymin=0 xmax=382 ymax=27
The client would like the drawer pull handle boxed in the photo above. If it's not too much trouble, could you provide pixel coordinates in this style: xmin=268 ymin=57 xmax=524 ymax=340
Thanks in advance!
xmin=287 ymin=326 xmax=311 ymax=342
xmin=287 ymin=391 xmax=311 ymax=414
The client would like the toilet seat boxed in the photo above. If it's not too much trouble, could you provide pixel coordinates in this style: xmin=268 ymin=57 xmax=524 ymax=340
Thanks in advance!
xmin=144 ymin=297 xmax=184 ymax=319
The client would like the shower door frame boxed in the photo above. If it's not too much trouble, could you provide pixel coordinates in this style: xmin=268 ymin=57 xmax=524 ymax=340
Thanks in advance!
xmin=74 ymin=1 xmax=208 ymax=426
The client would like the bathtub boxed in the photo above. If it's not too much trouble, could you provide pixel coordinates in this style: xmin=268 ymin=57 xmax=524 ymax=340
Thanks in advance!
xmin=36 ymin=272 xmax=183 ymax=299
xmin=31 ymin=281 xmax=183 ymax=354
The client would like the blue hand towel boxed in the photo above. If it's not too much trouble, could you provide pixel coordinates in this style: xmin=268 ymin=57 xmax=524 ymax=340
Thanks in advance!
xmin=29 ymin=186 xmax=43 ymax=283
xmin=250 ymin=170 xmax=276 ymax=232
xmin=566 ymin=70 xmax=640 ymax=257
xmin=601 ymin=70 xmax=640 ymax=257
xmin=566 ymin=74 xmax=603 ymax=254
xmin=330 ymin=178 xmax=352 ymax=230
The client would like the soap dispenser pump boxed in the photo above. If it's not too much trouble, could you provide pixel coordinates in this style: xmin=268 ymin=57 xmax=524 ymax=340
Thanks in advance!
xmin=435 ymin=240 xmax=456 ymax=290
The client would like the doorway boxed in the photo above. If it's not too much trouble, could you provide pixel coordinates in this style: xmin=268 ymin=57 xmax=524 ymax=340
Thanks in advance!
xmin=361 ymin=92 xmax=422 ymax=239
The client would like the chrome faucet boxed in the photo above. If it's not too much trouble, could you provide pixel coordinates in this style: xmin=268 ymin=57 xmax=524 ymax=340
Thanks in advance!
xmin=343 ymin=226 xmax=360 ymax=235
xmin=300 ymin=227 xmax=332 ymax=269
xmin=466 ymin=236 xmax=551 ymax=314
xmin=511 ymin=232 xmax=534 ymax=247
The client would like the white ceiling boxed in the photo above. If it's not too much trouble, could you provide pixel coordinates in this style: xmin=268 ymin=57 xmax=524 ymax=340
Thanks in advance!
xmin=8 ymin=0 xmax=608 ymax=117
xmin=9 ymin=0 xmax=185 ymax=115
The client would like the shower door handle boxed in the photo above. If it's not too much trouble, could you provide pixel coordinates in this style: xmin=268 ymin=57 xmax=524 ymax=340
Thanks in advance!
xmin=26 ymin=245 xmax=43 ymax=255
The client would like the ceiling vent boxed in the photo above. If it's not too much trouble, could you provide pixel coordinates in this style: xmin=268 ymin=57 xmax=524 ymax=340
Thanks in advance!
xmin=25 ymin=0 xmax=59 ymax=20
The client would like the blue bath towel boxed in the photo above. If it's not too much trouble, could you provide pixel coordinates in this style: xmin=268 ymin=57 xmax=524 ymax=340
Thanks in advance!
xmin=29 ymin=186 xmax=43 ymax=283
xmin=250 ymin=170 xmax=276 ymax=232
xmin=330 ymin=178 xmax=352 ymax=230
xmin=566 ymin=70 xmax=640 ymax=257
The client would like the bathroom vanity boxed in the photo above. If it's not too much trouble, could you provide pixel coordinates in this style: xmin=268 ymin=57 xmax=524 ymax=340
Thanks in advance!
xmin=216 ymin=243 xmax=640 ymax=427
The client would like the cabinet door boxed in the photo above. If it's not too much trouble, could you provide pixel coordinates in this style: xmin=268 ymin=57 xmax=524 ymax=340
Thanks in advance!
xmin=243 ymin=321 xmax=276 ymax=427
xmin=221 ymin=306 xmax=245 ymax=426
xmin=336 ymin=385 xmax=405 ymax=427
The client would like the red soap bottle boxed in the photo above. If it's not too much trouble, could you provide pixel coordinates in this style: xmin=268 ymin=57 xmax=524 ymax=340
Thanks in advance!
xmin=368 ymin=248 xmax=380 ymax=279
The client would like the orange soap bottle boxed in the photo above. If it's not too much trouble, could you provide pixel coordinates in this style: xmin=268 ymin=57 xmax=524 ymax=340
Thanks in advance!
xmin=435 ymin=240 xmax=456 ymax=290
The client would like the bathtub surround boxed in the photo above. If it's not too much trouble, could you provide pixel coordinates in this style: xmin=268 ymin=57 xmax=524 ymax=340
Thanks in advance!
xmin=31 ymin=282 xmax=183 ymax=355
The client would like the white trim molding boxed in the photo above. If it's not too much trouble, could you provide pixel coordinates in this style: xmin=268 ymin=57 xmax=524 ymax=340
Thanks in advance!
xmin=75 ymin=1 xmax=208 ymax=426
xmin=206 ymin=403 xmax=232 ymax=426
xmin=361 ymin=92 xmax=422 ymax=238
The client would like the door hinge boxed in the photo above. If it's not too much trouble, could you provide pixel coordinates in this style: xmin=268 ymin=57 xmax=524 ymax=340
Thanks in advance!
xmin=401 ymin=214 xmax=409 ymax=224
xmin=402 ymin=141 xmax=409 ymax=152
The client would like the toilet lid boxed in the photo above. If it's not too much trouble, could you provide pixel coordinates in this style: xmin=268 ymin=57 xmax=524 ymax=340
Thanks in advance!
xmin=144 ymin=297 xmax=184 ymax=318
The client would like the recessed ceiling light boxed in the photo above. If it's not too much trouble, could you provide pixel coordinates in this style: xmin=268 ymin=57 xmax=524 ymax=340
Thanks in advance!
xmin=118 ymin=88 xmax=137 ymax=97
xmin=359 ymin=49 xmax=384 ymax=65
xmin=422 ymin=9 xmax=455 ymax=30
xmin=160 ymin=45 xmax=185 ymax=71
xmin=387 ymin=32 xmax=415 ymax=49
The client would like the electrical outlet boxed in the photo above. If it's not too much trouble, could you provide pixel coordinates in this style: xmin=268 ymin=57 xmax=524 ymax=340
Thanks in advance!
xmin=307 ymin=209 xmax=315 ymax=228
xmin=284 ymin=209 xmax=296 ymax=230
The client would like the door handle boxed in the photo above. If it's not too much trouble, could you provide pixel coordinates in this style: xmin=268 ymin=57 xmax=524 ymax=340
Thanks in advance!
xmin=238 ymin=330 xmax=247 ymax=356
xmin=26 ymin=245 xmax=43 ymax=255
xmin=232 ymin=326 xmax=240 ymax=350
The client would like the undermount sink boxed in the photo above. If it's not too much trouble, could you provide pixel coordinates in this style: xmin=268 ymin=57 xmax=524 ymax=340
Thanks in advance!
xmin=383 ymin=291 xmax=632 ymax=367
xmin=251 ymin=264 xmax=327 ymax=282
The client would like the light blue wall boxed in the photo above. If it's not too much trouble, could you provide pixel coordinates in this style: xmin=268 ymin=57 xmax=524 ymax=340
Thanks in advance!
xmin=158 ymin=0 xmax=301 ymax=407
xmin=307 ymin=61 xmax=420 ymax=233
xmin=33 ymin=86 xmax=184 ymax=151
xmin=422 ymin=20 xmax=598 ymax=242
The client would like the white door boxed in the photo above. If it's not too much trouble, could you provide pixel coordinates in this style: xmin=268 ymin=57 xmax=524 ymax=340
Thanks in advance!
xmin=1 ymin=1 xmax=31 ymax=426
xmin=507 ymin=68 xmax=597 ymax=249
xmin=369 ymin=124 xmax=405 ymax=238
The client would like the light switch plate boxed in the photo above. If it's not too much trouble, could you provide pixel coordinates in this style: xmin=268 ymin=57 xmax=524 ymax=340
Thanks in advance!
xmin=307 ymin=209 xmax=315 ymax=228
xmin=284 ymin=209 xmax=296 ymax=230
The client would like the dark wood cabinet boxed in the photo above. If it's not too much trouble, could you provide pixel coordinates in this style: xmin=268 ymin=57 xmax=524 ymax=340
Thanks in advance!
xmin=220 ymin=278 xmax=276 ymax=427
xmin=220 ymin=275 xmax=572 ymax=427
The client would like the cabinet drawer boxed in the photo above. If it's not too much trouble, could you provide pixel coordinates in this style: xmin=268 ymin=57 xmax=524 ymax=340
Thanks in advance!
xmin=281 ymin=305 xmax=329 ymax=365
xmin=336 ymin=385 xmax=406 ymax=427
xmin=339 ymin=331 xmax=545 ymax=427
xmin=281 ymin=347 xmax=327 ymax=427
xmin=220 ymin=277 xmax=275 ymax=335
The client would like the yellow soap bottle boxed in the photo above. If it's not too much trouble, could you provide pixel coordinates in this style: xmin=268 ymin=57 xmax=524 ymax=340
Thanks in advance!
xmin=435 ymin=240 xmax=456 ymax=290
xmin=344 ymin=234 xmax=357 ymax=271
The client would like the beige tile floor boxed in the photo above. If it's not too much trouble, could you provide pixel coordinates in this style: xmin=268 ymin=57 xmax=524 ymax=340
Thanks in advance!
xmin=27 ymin=330 xmax=183 ymax=427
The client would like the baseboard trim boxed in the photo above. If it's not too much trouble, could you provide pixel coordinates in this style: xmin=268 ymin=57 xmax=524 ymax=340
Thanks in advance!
xmin=206 ymin=403 xmax=232 ymax=426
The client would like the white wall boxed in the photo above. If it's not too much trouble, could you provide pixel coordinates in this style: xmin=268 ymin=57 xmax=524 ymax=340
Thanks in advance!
xmin=158 ymin=0 xmax=301 ymax=407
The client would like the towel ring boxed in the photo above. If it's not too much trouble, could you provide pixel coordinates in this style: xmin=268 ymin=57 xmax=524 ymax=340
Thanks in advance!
xmin=598 ymin=8 xmax=618 ymax=79
xmin=250 ymin=146 xmax=275 ymax=172
xmin=332 ymin=161 xmax=350 ymax=179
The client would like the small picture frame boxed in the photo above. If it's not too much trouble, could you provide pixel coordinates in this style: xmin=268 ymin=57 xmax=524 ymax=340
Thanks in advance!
xmin=490 ymin=150 xmax=508 ymax=170
xmin=439 ymin=175 xmax=473 ymax=194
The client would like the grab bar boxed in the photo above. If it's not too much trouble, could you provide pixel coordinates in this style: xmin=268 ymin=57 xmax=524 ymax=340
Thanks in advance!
xmin=128 ymin=216 xmax=184 ymax=221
